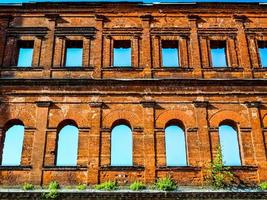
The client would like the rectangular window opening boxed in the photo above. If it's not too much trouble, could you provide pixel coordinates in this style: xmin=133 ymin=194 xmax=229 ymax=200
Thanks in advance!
xmin=17 ymin=40 xmax=34 ymax=67
xmin=64 ymin=40 xmax=83 ymax=67
xmin=258 ymin=41 xmax=267 ymax=68
xmin=162 ymin=40 xmax=179 ymax=67
xmin=113 ymin=40 xmax=131 ymax=67
xmin=210 ymin=40 xmax=228 ymax=68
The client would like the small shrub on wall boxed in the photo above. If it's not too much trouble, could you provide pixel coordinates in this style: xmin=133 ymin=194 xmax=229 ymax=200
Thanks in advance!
xmin=129 ymin=181 xmax=146 ymax=191
xmin=206 ymin=145 xmax=235 ymax=189
xmin=95 ymin=181 xmax=118 ymax=190
xmin=155 ymin=177 xmax=177 ymax=191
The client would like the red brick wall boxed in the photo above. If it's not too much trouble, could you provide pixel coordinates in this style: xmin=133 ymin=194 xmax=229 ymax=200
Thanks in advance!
xmin=0 ymin=2 xmax=266 ymax=186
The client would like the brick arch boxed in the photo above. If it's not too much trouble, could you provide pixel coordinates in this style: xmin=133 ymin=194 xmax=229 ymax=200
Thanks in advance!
xmin=48 ymin=105 xmax=91 ymax=128
xmin=57 ymin=119 xmax=78 ymax=133
xmin=1 ymin=107 xmax=35 ymax=128
xmin=102 ymin=110 xmax=141 ymax=128
xmin=156 ymin=110 xmax=195 ymax=129
xmin=3 ymin=119 xmax=24 ymax=131
xmin=209 ymin=110 xmax=248 ymax=128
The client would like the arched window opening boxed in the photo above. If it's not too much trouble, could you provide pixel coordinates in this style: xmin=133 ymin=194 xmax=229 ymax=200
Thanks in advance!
xmin=1 ymin=122 xmax=24 ymax=166
xmin=165 ymin=122 xmax=187 ymax=166
xmin=56 ymin=122 xmax=79 ymax=166
xmin=218 ymin=123 xmax=241 ymax=166
xmin=111 ymin=122 xmax=132 ymax=166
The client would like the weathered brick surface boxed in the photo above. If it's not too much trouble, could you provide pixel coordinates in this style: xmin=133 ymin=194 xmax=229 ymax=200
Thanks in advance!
xmin=0 ymin=2 xmax=266 ymax=187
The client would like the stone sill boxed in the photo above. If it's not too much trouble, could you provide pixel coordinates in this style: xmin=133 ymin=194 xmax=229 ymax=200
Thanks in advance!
xmin=102 ymin=67 xmax=144 ymax=71
xmin=0 ymin=67 xmax=43 ymax=71
xmin=202 ymin=67 xmax=244 ymax=72
xmin=0 ymin=166 xmax=32 ymax=170
xmin=51 ymin=67 xmax=94 ymax=71
xmin=156 ymin=166 xmax=201 ymax=171
xmin=99 ymin=166 xmax=145 ymax=171
xmin=152 ymin=67 xmax=193 ymax=71
xmin=227 ymin=166 xmax=258 ymax=171
xmin=42 ymin=166 xmax=87 ymax=171
xmin=252 ymin=67 xmax=267 ymax=72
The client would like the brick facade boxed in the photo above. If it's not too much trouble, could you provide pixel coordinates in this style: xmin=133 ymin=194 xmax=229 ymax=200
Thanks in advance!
xmin=0 ymin=2 xmax=267 ymax=186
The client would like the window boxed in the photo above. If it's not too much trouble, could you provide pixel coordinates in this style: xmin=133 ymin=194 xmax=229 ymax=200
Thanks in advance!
xmin=165 ymin=124 xmax=187 ymax=166
xmin=64 ymin=41 xmax=83 ymax=67
xmin=56 ymin=124 xmax=79 ymax=166
xmin=17 ymin=40 xmax=34 ymax=67
xmin=258 ymin=41 xmax=267 ymax=67
xmin=218 ymin=124 xmax=241 ymax=166
xmin=111 ymin=123 xmax=132 ymax=166
xmin=162 ymin=40 xmax=179 ymax=67
xmin=1 ymin=123 xmax=24 ymax=166
xmin=210 ymin=40 xmax=227 ymax=67
xmin=113 ymin=40 xmax=131 ymax=67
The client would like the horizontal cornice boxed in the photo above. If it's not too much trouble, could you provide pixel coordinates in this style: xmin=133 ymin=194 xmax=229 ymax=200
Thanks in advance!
xmin=0 ymin=78 xmax=267 ymax=87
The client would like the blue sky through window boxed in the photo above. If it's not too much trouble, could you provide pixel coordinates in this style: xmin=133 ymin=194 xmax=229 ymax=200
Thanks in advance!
xmin=165 ymin=125 xmax=187 ymax=166
xmin=65 ymin=48 xmax=83 ymax=67
xmin=259 ymin=47 xmax=267 ymax=67
xmin=113 ymin=47 xmax=131 ymax=67
xmin=56 ymin=125 xmax=79 ymax=166
xmin=162 ymin=48 xmax=179 ymax=67
xmin=219 ymin=125 xmax=241 ymax=166
xmin=2 ymin=125 xmax=24 ymax=166
xmin=17 ymin=48 xmax=33 ymax=67
xmin=111 ymin=124 xmax=132 ymax=166
xmin=211 ymin=47 xmax=227 ymax=67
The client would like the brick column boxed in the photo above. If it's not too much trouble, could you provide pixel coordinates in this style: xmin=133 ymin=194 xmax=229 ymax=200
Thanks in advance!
xmin=141 ymin=100 xmax=156 ymax=183
xmin=152 ymin=35 xmax=160 ymax=69
xmin=234 ymin=15 xmax=252 ymax=78
xmin=53 ymin=36 xmax=65 ymax=68
xmin=32 ymin=37 xmax=43 ymax=67
xmin=194 ymin=101 xmax=211 ymax=184
xmin=180 ymin=35 xmax=189 ymax=68
xmin=140 ymin=15 xmax=153 ymax=78
xmin=246 ymin=101 xmax=267 ymax=182
xmin=3 ymin=36 xmax=17 ymax=67
xmin=103 ymin=35 xmax=111 ymax=67
xmin=0 ymin=15 xmax=12 ymax=67
xmin=132 ymin=35 xmax=140 ymax=68
xmin=30 ymin=101 xmax=52 ymax=185
xmin=188 ymin=15 xmax=202 ymax=78
xmin=87 ymin=102 xmax=103 ymax=184
xmin=247 ymin=35 xmax=260 ymax=68
xmin=82 ymin=36 xmax=92 ymax=68
xmin=92 ymin=15 xmax=105 ymax=78
xmin=42 ymin=14 xmax=58 ymax=77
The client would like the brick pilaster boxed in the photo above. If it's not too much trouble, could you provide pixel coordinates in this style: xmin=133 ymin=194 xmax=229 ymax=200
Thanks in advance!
xmin=30 ymin=101 xmax=52 ymax=185
xmin=246 ymin=101 xmax=267 ymax=182
xmin=141 ymin=100 xmax=156 ymax=183
xmin=92 ymin=15 xmax=105 ymax=78
xmin=188 ymin=15 xmax=202 ymax=78
xmin=194 ymin=100 xmax=211 ymax=184
xmin=140 ymin=15 xmax=153 ymax=78
xmin=87 ymin=102 xmax=103 ymax=184
xmin=234 ymin=15 xmax=253 ymax=78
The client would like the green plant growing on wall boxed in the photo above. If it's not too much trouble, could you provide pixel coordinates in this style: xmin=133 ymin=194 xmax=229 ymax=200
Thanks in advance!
xmin=76 ymin=184 xmax=87 ymax=191
xmin=155 ymin=177 xmax=177 ymax=191
xmin=42 ymin=181 xmax=60 ymax=199
xmin=129 ymin=181 xmax=146 ymax=191
xmin=259 ymin=182 xmax=267 ymax=190
xmin=22 ymin=183 xmax=34 ymax=190
xmin=95 ymin=181 xmax=118 ymax=191
xmin=206 ymin=145 xmax=234 ymax=188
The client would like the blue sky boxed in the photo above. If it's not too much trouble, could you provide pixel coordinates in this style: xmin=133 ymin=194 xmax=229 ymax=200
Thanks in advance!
xmin=1 ymin=0 xmax=267 ymax=4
